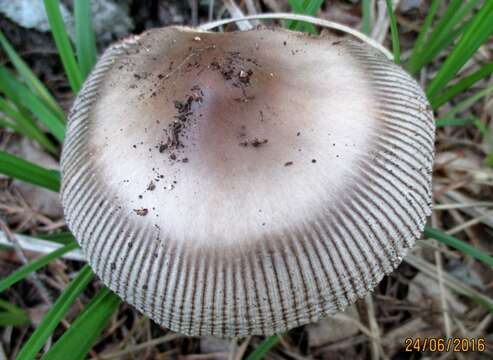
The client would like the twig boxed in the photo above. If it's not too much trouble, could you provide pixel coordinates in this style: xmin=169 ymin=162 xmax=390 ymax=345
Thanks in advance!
xmin=434 ymin=202 xmax=493 ymax=210
xmin=441 ymin=190 xmax=493 ymax=229
xmin=199 ymin=13 xmax=393 ymax=59
xmin=234 ymin=337 xmax=251 ymax=360
xmin=446 ymin=210 xmax=493 ymax=235
xmin=364 ymin=295 xmax=382 ymax=360
xmin=416 ymin=240 xmax=461 ymax=259
xmin=435 ymin=249 xmax=452 ymax=338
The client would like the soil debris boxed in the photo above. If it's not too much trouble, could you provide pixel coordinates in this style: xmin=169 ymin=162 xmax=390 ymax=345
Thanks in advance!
xmin=157 ymin=85 xmax=204 ymax=161
xmin=134 ymin=208 xmax=149 ymax=216
xmin=239 ymin=138 xmax=268 ymax=148
xmin=209 ymin=51 xmax=260 ymax=102
xmin=251 ymin=138 xmax=268 ymax=147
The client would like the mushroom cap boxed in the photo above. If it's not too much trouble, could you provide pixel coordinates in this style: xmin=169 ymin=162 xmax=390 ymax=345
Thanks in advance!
xmin=61 ymin=26 xmax=434 ymax=337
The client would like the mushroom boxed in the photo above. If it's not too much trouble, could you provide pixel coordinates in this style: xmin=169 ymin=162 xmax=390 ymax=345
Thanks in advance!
xmin=61 ymin=24 xmax=434 ymax=337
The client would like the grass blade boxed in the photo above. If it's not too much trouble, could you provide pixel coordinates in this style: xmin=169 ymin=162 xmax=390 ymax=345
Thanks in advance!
xmin=0 ymin=30 xmax=65 ymax=121
xmin=384 ymin=0 xmax=400 ymax=64
xmin=0 ymin=109 xmax=23 ymax=134
xmin=0 ymin=119 xmax=22 ymax=133
xmin=36 ymin=232 xmax=76 ymax=245
xmin=0 ymin=242 xmax=79 ymax=293
xmin=407 ymin=0 xmax=483 ymax=75
xmin=415 ymin=0 xmax=463 ymax=58
xmin=43 ymin=0 xmax=83 ymax=93
xmin=0 ymin=151 xmax=60 ymax=192
xmin=408 ymin=0 xmax=463 ymax=74
xmin=435 ymin=117 xmax=474 ymax=128
xmin=0 ymin=67 xmax=65 ymax=141
xmin=408 ymin=23 xmax=467 ymax=75
xmin=426 ymin=0 xmax=493 ymax=97
xmin=407 ymin=0 xmax=439 ymax=72
xmin=301 ymin=0 xmax=324 ymax=19
xmin=287 ymin=0 xmax=303 ymax=14
xmin=246 ymin=335 xmax=281 ymax=360
xmin=486 ymin=152 xmax=493 ymax=168
xmin=442 ymin=83 xmax=493 ymax=119
xmin=0 ymin=312 xmax=30 ymax=327
xmin=16 ymin=265 xmax=94 ymax=360
xmin=295 ymin=0 xmax=324 ymax=32
xmin=430 ymin=62 xmax=493 ymax=109
xmin=472 ymin=118 xmax=492 ymax=143
xmin=74 ymin=0 xmax=97 ymax=79
xmin=472 ymin=118 xmax=493 ymax=166
xmin=286 ymin=0 xmax=306 ymax=30
xmin=446 ymin=0 xmax=482 ymax=31
xmin=424 ymin=226 xmax=493 ymax=268
xmin=41 ymin=287 xmax=121 ymax=360
xmin=286 ymin=0 xmax=320 ymax=34
xmin=0 ymin=299 xmax=30 ymax=327
xmin=0 ymin=97 xmax=58 ymax=154
xmin=362 ymin=0 xmax=372 ymax=35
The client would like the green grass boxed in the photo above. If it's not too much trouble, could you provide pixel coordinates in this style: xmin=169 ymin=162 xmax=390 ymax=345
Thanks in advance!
xmin=0 ymin=242 xmax=79 ymax=293
xmin=0 ymin=31 xmax=65 ymax=121
xmin=426 ymin=0 xmax=493 ymax=97
xmin=0 ymin=31 xmax=64 ymax=154
xmin=0 ymin=67 xmax=65 ymax=142
xmin=430 ymin=62 xmax=493 ymax=109
xmin=362 ymin=0 xmax=372 ymax=35
xmin=287 ymin=0 xmax=324 ymax=34
xmin=16 ymin=265 xmax=94 ymax=360
xmin=407 ymin=0 xmax=483 ymax=75
xmin=0 ymin=2 xmax=121 ymax=358
xmin=441 ymin=82 xmax=493 ymax=119
xmin=43 ymin=0 xmax=83 ymax=94
xmin=385 ymin=0 xmax=400 ymax=64
xmin=0 ymin=151 xmax=60 ymax=192
xmin=41 ymin=287 xmax=121 ymax=360
xmin=246 ymin=334 xmax=282 ymax=360
xmin=37 ymin=232 xmax=77 ymax=245
xmin=0 ymin=298 xmax=30 ymax=327
xmin=74 ymin=0 xmax=97 ymax=79
xmin=0 ymin=96 xmax=57 ymax=154
xmin=435 ymin=117 xmax=474 ymax=128
xmin=407 ymin=0 xmax=439 ymax=72
xmin=425 ymin=226 xmax=493 ymax=268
